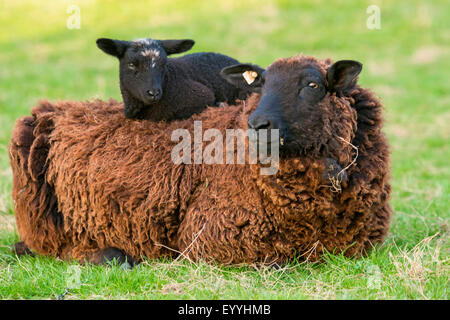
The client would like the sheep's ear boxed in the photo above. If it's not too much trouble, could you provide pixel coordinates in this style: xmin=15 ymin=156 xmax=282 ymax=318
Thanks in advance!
xmin=96 ymin=38 xmax=130 ymax=58
xmin=326 ymin=60 xmax=362 ymax=92
xmin=220 ymin=64 xmax=266 ymax=93
xmin=159 ymin=39 xmax=195 ymax=55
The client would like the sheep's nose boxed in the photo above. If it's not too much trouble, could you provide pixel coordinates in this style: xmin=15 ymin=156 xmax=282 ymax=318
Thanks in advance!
xmin=147 ymin=88 xmax=161 ymax=101
xmin=248 ymin=114 xmax=271 ymax=130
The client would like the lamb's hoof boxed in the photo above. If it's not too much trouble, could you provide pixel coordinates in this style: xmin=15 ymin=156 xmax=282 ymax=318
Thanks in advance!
xmin=322 ymin=158 xmax=348 ymax=189
xmin=90 ymin=247 xmax=137 ymax=269
xmin=215 ymin=101 xmax=227 ymax=108
xmin=11 ymin=241 xmax=35 ymax=257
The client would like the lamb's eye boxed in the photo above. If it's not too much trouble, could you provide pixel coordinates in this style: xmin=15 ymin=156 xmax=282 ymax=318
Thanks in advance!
xmin=308 ymin=82 xmax=318 ymax=89
xmin=128 ymin=63 xmax=136 ymax=70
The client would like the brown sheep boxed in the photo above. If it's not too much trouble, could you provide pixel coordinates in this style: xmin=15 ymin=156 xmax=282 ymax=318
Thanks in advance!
xmin=9 ymin=55 xmax=391 ymax=265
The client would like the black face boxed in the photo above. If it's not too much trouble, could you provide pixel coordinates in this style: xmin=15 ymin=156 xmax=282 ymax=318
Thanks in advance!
xmin=120 ymin=39 xmax=167 ymax=105
xmin=96 ymin=37 xmax=195 ymax=118
xmin=221 ymin=57 xmax=362 ymax=157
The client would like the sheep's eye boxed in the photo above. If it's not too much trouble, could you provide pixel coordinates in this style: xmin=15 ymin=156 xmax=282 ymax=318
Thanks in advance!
xmin=308 ymin=82 xmax=318 ymax=89
xmin=128 ymin=63 xmax=136 ymax=69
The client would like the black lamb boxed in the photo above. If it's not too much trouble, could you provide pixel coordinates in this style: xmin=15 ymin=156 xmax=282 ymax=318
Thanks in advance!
xmin=97 ymin=37 xmax=254 ymax=120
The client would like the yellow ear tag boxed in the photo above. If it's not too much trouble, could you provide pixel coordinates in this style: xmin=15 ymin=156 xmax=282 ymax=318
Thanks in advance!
xmin=242 ymin=71 xmax=258 ymax=85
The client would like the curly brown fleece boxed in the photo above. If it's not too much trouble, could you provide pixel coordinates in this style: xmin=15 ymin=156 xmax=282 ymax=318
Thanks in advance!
xmin=9 ymin=56 xmax=391 ymax=264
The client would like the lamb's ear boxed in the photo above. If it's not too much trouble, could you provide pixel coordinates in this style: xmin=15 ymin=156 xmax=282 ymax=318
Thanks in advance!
xmin=326 ymin=60 xmax=362 ymax=92
xmin=96 ymin=38 xmax=130 ymax=58
xmin=159 ymin=39 xmax=195 ymax=55
xmin=220 ymin=64 xmax=266 ymax=93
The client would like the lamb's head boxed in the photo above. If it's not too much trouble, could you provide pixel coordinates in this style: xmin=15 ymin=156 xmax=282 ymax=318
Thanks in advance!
xmin=221 ymin=55 xmax=360 ymax=161
xmin=96 ymin=37 xmax=195 ymax=118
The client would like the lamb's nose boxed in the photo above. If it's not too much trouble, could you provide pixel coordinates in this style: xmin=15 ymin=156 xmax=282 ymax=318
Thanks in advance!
xmin=248 ymin=115 xmax=271 ymax=130
xmin=147 ymin=88 xmax=161 ymax=100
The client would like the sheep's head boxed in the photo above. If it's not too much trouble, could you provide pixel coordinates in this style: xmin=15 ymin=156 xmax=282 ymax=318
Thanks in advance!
xmin=221 ymin=55 xmax=360 ymax=161
xmin=96 ymin=37 xmax=195 ymax=118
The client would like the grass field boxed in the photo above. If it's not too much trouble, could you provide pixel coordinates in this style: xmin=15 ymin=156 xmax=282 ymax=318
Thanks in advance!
xmin=0 ymin=0 xmax=448 ymax=299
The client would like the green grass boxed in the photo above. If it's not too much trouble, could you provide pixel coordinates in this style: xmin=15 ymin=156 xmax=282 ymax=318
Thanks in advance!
xmin=0 ymin=0 xmax=448 ymax=299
